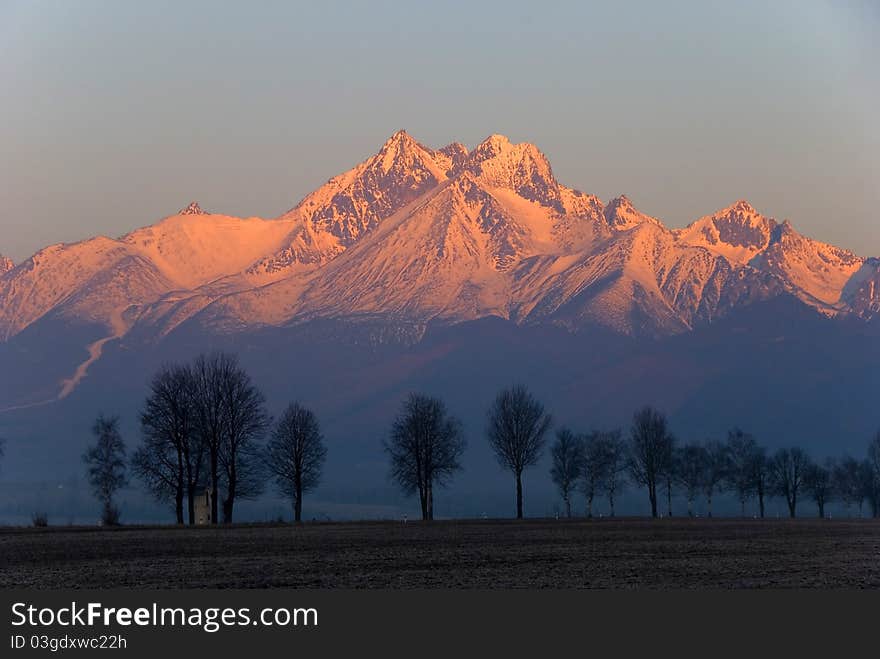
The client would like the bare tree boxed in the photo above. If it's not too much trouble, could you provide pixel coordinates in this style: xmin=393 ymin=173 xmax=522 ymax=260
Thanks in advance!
xmin=659 ymin=433 xmax=677 ymax=517
xmin=674 ymin=443 xmax=705 ymax=517
xmin=486 ymin=385 xmax=552 ymax=519
xmin=769 ymin=447 xmax=809 ymax=518
xmin=265 ymin=402 xmax=327 ymax=522
xmin=701 ymin=440 xmax=728 ymax=518
xmin=627 ymin=406 xmax=671 ymax=518
xmin=832 ymin=456 xmax=863 ymax=516
xmin=581 ymin=431 xmax=609 ymax=518
xmin=751 ymin=445 xmax=771 ymax=518
xmin=725 ymin=428 xmax=759 ymax=517
xmin=83 ymin=415 xmax=128 ymax=525
xmin=191 ymin=352 xmax=268 ymax=524
xmin=601 ymin=430 xmax=627 ymax=517
xmin=216 ymin=357 xmax=269 ymax=523
xmin=804 ymin=458 xmax=834 ymax=518
xmin=550 ymin=428 xmax=583 ymax=518
xmin=386 ymin=393 xmax=466 ymax=520
xmin=192 ymin=353 xmax=228 ymax=524
xmin=133 ymin=364 xmax=205 ymax=524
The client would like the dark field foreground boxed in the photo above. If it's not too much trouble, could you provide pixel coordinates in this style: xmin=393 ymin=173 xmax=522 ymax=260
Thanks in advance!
xmin=2 ymin=518 xmax=879 ymax=589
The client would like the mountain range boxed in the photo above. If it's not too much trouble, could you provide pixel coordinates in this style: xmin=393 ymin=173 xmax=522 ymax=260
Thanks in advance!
xmin=1 ymin=131 xmax=877 ymax=520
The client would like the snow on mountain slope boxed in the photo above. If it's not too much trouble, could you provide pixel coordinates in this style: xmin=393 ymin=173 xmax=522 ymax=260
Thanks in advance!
xmin=287 ymin=130 xmax=451 ymax=243
xmin=0 ymin=238 xmax=174 ymax=340
xmin=603 ymin=195 xmax=662 ymax=231
xmin=2 ymin=131 xmax=877 ymax=357
xmin=676 ymin=200 xmax=775 ymax=263
xmin=750 ymin=221 xmax=863 ymax=307
xmin=0 ymin=206 xmax=299 ymax=341
xmin=844 ymin=258 xmax=880 ymax=319
xmin=122 ymin=206 xmax=298 ymax=289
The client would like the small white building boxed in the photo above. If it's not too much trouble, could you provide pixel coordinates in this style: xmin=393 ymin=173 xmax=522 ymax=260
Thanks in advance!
xmin=194 ymin=488 xmax=212 ymax=525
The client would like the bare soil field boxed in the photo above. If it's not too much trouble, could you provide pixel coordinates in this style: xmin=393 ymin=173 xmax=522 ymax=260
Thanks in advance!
xmin=1 ymin=518 xmax=879 ymax=589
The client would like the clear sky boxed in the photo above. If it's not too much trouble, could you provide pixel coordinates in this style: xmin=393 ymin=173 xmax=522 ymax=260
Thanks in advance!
xmin=1 ymin=0 xmax=878 ymax=262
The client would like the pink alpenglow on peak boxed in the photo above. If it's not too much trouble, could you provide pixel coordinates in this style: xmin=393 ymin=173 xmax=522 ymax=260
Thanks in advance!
xmin=0 ymin=130 xmax=878 ymax=359
xmin=0 ymin=254 xmax=12 ymax=274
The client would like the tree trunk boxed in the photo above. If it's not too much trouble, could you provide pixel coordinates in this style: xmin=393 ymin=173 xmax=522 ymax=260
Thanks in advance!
xmin=564 ymin=494 xmax=571 ymax=518
xmin=758 ymin=491 xmax=765 ymax=518
xmin=788 ymin=496 xmax=796 ymax=518
xmin=817 ymin=500 xmax=824 ymax=519
xmin=515 ymin=471 xmax=523 ymax=519
xmin=427 ymin=481 xmax=434 ymax=521
xmin=649 ymin=483 xmax=657 ymax=518
xmin=587 ymin=491 xmax=594 ymax=518
xmin=175 ymin=487 xmax=184 ymax=525
xmin=608 ymin=491 xmax=615 ymax=517
xmin=707 ymin=493 xmax=713 ymax=518
xmin=210 ymin=451 xmax=219 ymax=525
xmin=687 ymin=496 xmax=693 ymax=517
xmin=175 ymin=447 xmax=185 ymax=525
xmin=740 ymin=498 xmax=746 ymax=518
xmin=666 ymin=479 xmax=672 ymax=517
xmin=418 ymin=483 xmax=427 ymax=521
xmin=294 ymin=481 xmax=303 ymax=523
xmin=222 ymin=497 xmax=234 ymax=524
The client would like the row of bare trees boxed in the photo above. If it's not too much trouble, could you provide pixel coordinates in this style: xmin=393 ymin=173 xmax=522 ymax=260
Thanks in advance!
xmin=385 ymin=385 xmax=555 ymax=520
xmin=114 ymin=352 xmax=327 ymax=524
xmin=550 ymin=406 xmax=880 ymax=520
xmin=77 ymin=366 xmax=877 ymax=522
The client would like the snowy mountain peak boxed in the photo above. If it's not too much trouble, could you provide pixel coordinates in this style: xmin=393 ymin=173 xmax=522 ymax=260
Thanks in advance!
xmin=0 ymin=254 xmax=12 ymax=274
xmin=179 ymin=202 xmax=206 ymax=215
xmin=464 ymin=135 xmax=561 ymax=210
xmin=677 ymin=200 xmax=775 ymax=263
xmin=603 ymin=195 xmax=660 ymax=230
xmin=726 ymin=199 xmax=756 ymax=215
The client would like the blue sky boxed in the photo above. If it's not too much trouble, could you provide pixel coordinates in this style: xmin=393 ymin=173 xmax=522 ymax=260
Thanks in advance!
xmin=1 ymin=0 xmax=878 ymax=260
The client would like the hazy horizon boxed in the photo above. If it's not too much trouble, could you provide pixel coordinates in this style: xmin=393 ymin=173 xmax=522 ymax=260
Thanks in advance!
xmin=2 ymin=0 xmax=879 ymax=262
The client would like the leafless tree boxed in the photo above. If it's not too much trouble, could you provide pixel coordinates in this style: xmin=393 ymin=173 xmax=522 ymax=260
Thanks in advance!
xmin=550 ymin=428 xmax=583 ymax=518
xmin=627 ymin=406 xmax=671 ymax=518
xmin=701 ymin=440 xmax=728 ymax=518
xmin=659 ymin=433 xmax=677 ymax=517
xmin=581 ymin=431 xmax=609 ymax=518
xmin=804 ymin=458 xmax=834 ymax=518
xmin=265 ymin=402 xmax=327 ymax=522
xmin=601 ymin=430 xmax=627 ymax=517
xmin=133 ymin=363 xmax=205 ymax=524
xmin=216 ymin=357 xmax=269 ymax=523
xmin=386 ymin=393 xmax=466 ymax=521
xmin=674 ymin=443 xmax=705 ymax=517
xmin=769 ymin=447 xmax=810 ymax=518
xmin=192 ymin=352 xmax=268 ymax=524
xmin=750 ymin=445 xmax=771 ymax=518
xmin=83 ymin=415 xmax=128 ymax=525
xmin=486 ymin=385 xmax=552 ymax=519
xmin=192 ymin=353 xmax=228 ymax=524
xmin=832 ymin=456 xmax=863 ymax=516
xmin=725 ymin=428 xmax=759 ymax=517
